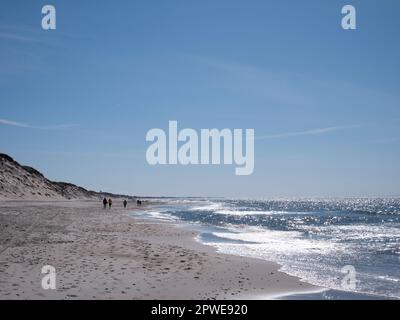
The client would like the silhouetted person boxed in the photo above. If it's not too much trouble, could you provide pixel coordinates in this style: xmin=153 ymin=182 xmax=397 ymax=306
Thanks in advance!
xmin=123 ymin=200 xmax=127 ymax=208
xmin=108 ymin=198 xmax=112 ymax=209
xmin=102 ymin=198 xmax=107 ymax=209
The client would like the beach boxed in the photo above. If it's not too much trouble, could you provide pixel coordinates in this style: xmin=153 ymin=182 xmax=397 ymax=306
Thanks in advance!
xmin=0 ymin=200 xmax=318 ymax=300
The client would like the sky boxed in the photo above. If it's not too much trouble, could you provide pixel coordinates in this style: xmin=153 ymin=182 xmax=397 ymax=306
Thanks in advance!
xmin=1 ymin=0 xmax=400 ymax=197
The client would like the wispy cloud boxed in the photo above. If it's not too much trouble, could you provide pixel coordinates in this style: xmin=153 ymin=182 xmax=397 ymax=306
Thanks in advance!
xmin=0 ymin=32 xmax=45 ymax=44
xmin=0 ymin=118 xmax=77 ymax=130
xmin=0 ymin=23 xmax=51 ymax=45
xmin=257 ymin=125 xmax=361 ymax=140
xmin=0 ymin=23 xmax=93 ymax=45
xmin=0 ymin=119 xmax=29 ymax=128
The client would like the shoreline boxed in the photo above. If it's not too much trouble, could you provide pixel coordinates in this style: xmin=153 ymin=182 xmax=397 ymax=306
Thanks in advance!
xmin=0 ymin=199 xmax=321 ymax=299
xmin=131 ymin=204 xmax=326 ymax=299
xmin=135 ymin=203 xmax=394 ymax=300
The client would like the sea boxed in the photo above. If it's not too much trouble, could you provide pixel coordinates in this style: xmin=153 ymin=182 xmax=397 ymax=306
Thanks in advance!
xmin=136 ymin=197 xmax=400 ymax=299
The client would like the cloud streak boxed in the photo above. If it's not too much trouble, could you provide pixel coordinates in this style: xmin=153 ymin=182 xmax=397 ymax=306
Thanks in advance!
xmin=0 ymin=119 xmax=30 ymax=128
xmin=257 ymin=125 xmax=361 ymax=140
xmin=0 ymin=32 xmax=45 ymax=44
xmin=0 ymin=118 xmax=77 ymax=130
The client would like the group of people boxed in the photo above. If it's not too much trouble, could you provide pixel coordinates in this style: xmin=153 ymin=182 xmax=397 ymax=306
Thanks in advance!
xmin=102 ymin=197 xmax=142 ymax=209
xmin=103 ymin=198 xmax=112 ymax=209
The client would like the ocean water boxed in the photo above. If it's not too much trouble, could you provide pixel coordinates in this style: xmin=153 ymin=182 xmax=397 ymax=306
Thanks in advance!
xmin=140 ymin=198 xmax=400 ymax=299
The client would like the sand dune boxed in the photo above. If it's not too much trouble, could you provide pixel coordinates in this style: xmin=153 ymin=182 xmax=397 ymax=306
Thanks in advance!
xmin=0 ymin=153 xmax=132 ymax=201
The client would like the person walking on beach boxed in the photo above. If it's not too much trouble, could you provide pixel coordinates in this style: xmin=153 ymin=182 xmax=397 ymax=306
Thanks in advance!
xmin=102 ymin=198 xmax=107 ymax=209
xmin=108 ymin=198 xmax=112 ymax=209
xmin=123 ymin=200 xmax=127 ymax=208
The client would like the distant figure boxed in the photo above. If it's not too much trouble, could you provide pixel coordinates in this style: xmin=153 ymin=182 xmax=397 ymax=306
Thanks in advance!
xmin=123 ymin=200 xmax=127 ymax=208
xmin=108 ymin=198 xmax=112 ymax=209
xmin=137 ymin=199 xmax=142 ymax=206
xmin=102 ymin=198 xmax=107 ymax=209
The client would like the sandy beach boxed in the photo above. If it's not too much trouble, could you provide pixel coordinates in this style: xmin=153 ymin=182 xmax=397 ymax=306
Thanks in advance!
xmin=0 ymin=200 xmax=318 ymax=300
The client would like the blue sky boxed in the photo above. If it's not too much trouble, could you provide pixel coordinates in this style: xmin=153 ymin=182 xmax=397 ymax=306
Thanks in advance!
xmin=1 ymin=0 xmax=399 ymax=197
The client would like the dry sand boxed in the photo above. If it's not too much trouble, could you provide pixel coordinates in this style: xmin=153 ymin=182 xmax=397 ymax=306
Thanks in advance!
xmin=0 ymin=200 xmax=319 ymax=299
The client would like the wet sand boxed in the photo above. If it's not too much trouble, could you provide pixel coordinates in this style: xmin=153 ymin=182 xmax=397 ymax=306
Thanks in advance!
xmin=0 ymin=200 xmax=318 ymax=299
